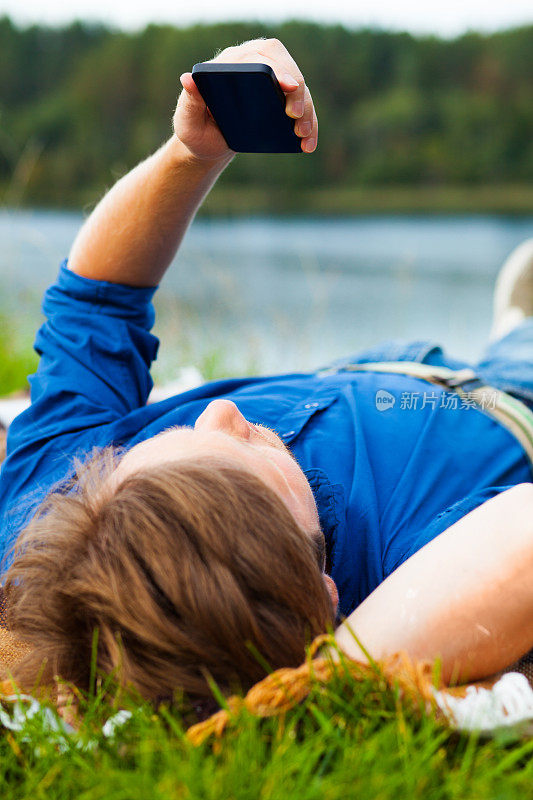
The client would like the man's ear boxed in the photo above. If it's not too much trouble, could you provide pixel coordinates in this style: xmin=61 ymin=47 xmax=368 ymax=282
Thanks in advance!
xmin=323 ymin=574 xmax=339 ymax=616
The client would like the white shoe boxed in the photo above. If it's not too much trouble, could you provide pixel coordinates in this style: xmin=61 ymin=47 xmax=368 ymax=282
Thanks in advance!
xmin=490 ymin=239 xmax=533 ymax=341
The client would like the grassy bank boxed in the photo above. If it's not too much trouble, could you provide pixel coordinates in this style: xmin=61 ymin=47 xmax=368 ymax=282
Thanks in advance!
xmin=4 ymin=183 xmax=532 ymax=217
xmin=200 ymin=184 xmax=533 ymax=216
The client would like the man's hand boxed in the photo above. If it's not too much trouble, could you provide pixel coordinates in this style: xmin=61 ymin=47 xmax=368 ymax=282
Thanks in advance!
xmin=69 ymin=38 xmax=317 ymax=287
xmin=174 ymin=38 xmax=318 ymax=160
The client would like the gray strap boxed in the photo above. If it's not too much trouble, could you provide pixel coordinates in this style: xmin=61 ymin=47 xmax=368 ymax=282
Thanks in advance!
xmin=339 ymin=361 xmax=533 ymax=469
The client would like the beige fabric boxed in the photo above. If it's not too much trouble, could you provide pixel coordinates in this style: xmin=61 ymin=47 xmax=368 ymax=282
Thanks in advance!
xmin=0 ymin=429 xmax=6 ymax=465
xmin=502 ymin=651 xmax=533 ymax=686
xmin=0 ymin=628 xmax=31 ymax=673
xmin=0 ymin=589 xmax=31 ymax=680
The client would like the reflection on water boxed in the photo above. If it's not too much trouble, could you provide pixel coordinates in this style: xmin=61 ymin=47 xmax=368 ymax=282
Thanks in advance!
xmin=1 ymin=210 xmax=532 ymax=376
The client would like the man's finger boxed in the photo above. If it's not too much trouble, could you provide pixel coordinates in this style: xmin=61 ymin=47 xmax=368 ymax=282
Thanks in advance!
xmin=254 ymin=40 xmax=307 ymax=119
xmin=302 ymin=102 xmax=318 ymax=152
xmin=301 ymin=130 xmax=317 ymax=153
xmin=283 ymin=76 xmax=306 ymax=119
xmin=293 ymin=87 xmax=318 ymax=153
xmin=277 ymin=74 xmax=300 ymax=93
xmin=232 ymin=40 xmax=305 ymax=118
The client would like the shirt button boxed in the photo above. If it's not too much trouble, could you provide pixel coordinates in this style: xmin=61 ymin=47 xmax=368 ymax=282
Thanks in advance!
xmin=304 ymin=402 xmax=319 ymax=409
xmin=282 ymin=431 xmax=295 ymax=438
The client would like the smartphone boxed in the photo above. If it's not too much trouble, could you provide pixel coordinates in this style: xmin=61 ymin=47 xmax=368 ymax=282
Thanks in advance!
xmin=191 ymin=62 xmax=302 ymax=154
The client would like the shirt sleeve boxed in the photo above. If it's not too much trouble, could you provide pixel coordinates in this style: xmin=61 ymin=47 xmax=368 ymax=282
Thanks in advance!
xmin=8 ymin=260 xmax=159 ymax=451
xmin=0 ymin=262 xmax=160 ymax=572
xmin=386 ymin=485 xmax=514 ymax=576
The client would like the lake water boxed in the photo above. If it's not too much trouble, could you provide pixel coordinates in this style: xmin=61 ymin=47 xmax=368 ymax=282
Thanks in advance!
xmin=1 ymin=209 xmax=532 ymax=379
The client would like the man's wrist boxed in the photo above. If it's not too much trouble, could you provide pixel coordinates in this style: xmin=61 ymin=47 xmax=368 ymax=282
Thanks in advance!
xmin=165 ymin=134 xmax=234 ymax=176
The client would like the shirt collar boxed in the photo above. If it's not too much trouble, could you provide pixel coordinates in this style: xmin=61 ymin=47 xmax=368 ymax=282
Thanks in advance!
xmin=303 ymin=467 xmax=344 ymax=573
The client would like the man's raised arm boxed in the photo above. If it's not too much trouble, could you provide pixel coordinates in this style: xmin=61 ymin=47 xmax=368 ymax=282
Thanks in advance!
xmin=335 ymin=483 xmax=533 ymax=682
xmin=68 ymin=38 xmax=318 ymax=287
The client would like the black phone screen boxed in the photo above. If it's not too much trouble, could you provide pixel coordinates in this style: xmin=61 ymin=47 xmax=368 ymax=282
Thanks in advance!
xmin=192 ymin=63 xmax=302 ymax=154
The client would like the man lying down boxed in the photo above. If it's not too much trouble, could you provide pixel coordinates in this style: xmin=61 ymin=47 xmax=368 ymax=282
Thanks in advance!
xmin=0 ymin=38 xmax=532 ymax=710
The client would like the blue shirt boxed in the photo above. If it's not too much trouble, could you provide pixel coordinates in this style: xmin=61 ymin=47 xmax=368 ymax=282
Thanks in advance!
xmin=0 ymin=263 xmax=531 ymax=615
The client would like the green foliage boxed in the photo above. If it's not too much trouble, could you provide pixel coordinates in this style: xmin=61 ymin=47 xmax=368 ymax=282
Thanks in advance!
xmin=0 ymin=17 xmax=532 ymax=210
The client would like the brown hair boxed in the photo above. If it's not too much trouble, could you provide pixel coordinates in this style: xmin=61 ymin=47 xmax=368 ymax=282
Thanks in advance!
xmin=3 ymin=449 xmax=334 ymax=705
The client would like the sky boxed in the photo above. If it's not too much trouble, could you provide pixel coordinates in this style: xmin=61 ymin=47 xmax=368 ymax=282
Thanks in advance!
xmin=0 ymin=0 xmax=532 ymax=38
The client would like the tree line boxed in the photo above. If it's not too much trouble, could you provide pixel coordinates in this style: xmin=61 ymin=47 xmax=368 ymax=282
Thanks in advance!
xmin=0 ymin=16 xmax=532 ymax=210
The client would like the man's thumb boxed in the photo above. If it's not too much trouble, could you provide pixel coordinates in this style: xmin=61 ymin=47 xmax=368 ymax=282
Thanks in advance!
xmin=179 ymin=73 xmax=205 ymax=108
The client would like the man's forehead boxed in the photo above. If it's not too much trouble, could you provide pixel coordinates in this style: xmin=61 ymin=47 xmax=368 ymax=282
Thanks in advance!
xmin=121 ymin=425 xmax=194 ymax=459
xmin=115 ymin=425 xmax=251 ymax=479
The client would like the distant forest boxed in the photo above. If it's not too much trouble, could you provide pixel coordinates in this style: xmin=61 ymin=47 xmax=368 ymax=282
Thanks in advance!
xmin=0 ymin=17 xmax=532 ymax=212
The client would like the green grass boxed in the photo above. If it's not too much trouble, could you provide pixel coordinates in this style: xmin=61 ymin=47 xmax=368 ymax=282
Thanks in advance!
xmin=1 ymin=660 xmax=533 ymax=800
xmin=151 ymin=294 xmax=261 ymax=385
xmin=0 ymin=307 xmax=238 ymax=399
xmin=0 ymin=318 xmax=37 ymax=396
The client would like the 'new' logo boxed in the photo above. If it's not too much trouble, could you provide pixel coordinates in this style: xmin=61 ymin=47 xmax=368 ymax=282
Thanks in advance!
xmin=375 ymin=390 xmax=395 ymax=411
